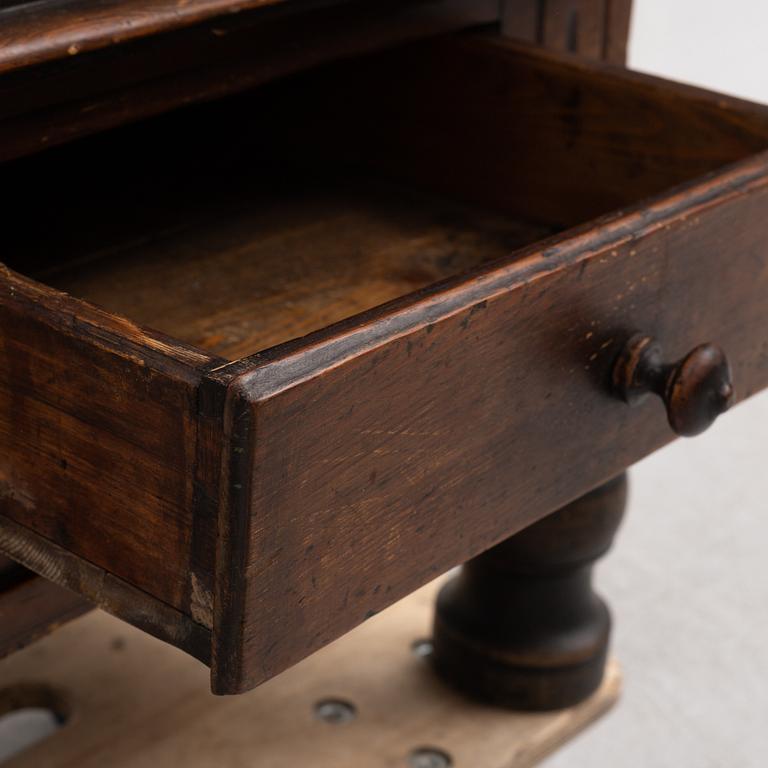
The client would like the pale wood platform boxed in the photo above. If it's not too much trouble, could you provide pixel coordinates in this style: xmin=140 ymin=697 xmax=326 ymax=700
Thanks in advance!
xmin=0 ymin=580 xmax=620 ymax=768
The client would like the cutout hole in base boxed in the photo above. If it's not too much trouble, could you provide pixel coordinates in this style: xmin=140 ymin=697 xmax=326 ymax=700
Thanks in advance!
xmin=0 ymin=684 xmax=70 ymax=763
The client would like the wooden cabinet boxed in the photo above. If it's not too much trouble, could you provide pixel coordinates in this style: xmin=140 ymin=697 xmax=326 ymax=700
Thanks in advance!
xmin=1 ymin=1 xmax=766 ymax=696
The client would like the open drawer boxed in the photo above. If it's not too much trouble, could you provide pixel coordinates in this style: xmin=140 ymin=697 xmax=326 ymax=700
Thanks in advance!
xmin=2 ymin=35 xmax=768 ymax=694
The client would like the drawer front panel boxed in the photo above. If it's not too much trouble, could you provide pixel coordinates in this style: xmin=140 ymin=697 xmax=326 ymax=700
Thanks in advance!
xmin=215 ymin=156 xmax=768 ymax=692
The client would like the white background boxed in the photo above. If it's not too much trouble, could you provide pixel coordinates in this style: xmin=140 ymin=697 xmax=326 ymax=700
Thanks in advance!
xmin=545 ymin=6 xmax=768 ymax=766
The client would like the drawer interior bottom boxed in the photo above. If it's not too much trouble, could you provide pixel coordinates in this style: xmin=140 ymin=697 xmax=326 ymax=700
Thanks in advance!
xmin=6 ymin=34 xmax=768 ymax=363
xmin=31 ymin=180 xmax=555 ymax=360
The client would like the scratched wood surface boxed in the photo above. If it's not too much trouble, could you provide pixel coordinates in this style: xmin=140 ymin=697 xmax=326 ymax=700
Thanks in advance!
xmin=211 ymin=155 xmax=768 ymax=692
xmin=0 ymin=265 xmax=220 ymax=659
xmin=0 ymin=0 xmax=493 ymax=655
xmin=2 ymin=36 xmax=768 ymax=692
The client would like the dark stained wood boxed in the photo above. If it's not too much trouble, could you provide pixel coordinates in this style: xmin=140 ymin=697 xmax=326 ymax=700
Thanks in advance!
xmin=0 ymin=0 xmax=289 ymax=74
xmin=432 ymin=474 xmax=627 ymax=710
xmin=0 ymin=553 xmax=15 ymax=578
xmin=200 ymin=41 xmax=768 ymax=692
xmin=314 ymin=36 xmax=768 ymax=230
xmin=0 ymin=553 xmax=92 ymax=657
xmin=0 ymin=515 xmax=211 ymax=661
xmin=2 ymin=0 xmax=500 ymax=80
xmin=500 ymin=0 xmax=540 ymax=41
xmin=501 ymin=1 xmax=632 ymax=63
xmin=603 ymin=0 xmax=633 ymax=63
xmin=612 ymin=335 xmax=734 ymax=437
xmin=9 ymin=35 xmax=768 ymax=355
xmin=539 ymin=0 xmax=607 ymax=57
xmin=42 ymin=185 xmax=552 ymax=360
xmin=0 ymin=264 xmax=223 ymax=628
xmin=3 ymin=36 xmax=768 ymax=692
xmin=0 ymin=565 xmax=91 ymax=659
xmin=0 ymin=0 xmax=500 ymax=163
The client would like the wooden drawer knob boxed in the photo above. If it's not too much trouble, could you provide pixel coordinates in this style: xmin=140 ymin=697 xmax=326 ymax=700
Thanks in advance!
xmin=612 ymin=334 xmax=734 ymax=437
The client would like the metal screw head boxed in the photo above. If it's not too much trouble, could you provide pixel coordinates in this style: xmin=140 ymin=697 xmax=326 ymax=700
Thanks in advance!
xmin=313 ymin=698 xmax=357 ymax=724
xmin=411 ymin=638 xmax=434 ymax=659
xmin=407 ymin=747 xmax=453 ymax=768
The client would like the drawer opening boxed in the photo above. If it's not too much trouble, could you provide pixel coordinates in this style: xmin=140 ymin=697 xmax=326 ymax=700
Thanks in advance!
xmin=5 ymin=35 xmax=768 ymax=363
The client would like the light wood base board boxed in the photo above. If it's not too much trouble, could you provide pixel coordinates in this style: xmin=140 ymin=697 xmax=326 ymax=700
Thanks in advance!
xmin=0 ymin=580 xmax=620 ymax=768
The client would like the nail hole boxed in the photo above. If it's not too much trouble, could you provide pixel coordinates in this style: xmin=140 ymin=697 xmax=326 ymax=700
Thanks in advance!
xmin=407 ymin=746 xmax=453 ymax=768
xmin=0 ymin=684 xmax=70 ymax=763
xmin=313 ymin=698 xmax=357 ymax=724
xmin=111 ymin=637 xmax=126 ymax=652
xmin=411 ymin=638 xmax=434 ymax=658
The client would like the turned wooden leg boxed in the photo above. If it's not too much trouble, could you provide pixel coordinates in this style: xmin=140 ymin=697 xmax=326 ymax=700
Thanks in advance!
xmin=432 ymin=473 xmax=627 ymax=710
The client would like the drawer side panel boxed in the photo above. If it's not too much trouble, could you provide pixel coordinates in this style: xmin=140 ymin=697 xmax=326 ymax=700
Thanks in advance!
xmin=0 ymin=268 xmax=217 ymax=621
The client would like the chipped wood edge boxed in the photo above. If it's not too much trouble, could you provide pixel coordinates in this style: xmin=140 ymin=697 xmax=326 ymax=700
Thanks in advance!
xmin=0 ymin=515 xmax=212 ymax=665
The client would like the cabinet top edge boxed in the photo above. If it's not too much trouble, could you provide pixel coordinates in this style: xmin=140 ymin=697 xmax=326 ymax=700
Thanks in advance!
xmin=0 ymin=0 xmax=294 ymax=76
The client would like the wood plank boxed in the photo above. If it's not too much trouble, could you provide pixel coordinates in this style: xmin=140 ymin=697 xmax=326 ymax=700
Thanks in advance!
xmin=0 ymin=0 xmax=290 ymax=75
xmin=0 ymin=567 xmax=90 ymax=660
xmin=42 ymin=184 xmax=553 ymax=360
xmin=315 ymin=37 xmax=768 ymax=228
xmin=0 ymin=265 xmax=222 ymax=628
xmin=0 ymin=0 xmax=500 ymax=162
xmin=0 ymin=580 xmax=620 ymax=768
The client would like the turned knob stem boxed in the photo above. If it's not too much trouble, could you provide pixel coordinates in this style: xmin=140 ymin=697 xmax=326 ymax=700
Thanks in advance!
xmin=612 ymin=334 xmax=734 ymax=437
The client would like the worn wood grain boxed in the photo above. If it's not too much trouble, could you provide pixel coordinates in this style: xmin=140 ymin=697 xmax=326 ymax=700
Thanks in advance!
xmin=42 ymin=185 xmax=552 ymax=360
xmin=0 ymin=265 xmax=222 ymax=624
xmin=4 ymin=35 xmax=768 ymax=692
xmin=11 ymin=37 xmax=767 ymax=357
